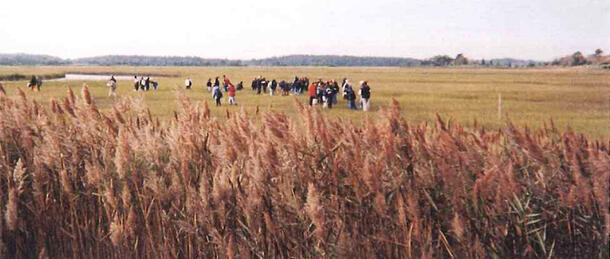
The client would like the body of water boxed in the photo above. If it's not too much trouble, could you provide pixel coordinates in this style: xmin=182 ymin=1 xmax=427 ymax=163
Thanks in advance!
xmin=49 ymin=74 xmax=142 ymax=81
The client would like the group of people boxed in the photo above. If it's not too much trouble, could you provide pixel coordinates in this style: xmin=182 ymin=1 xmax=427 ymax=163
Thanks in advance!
xmin=307 ymin=78 xmax=371 ymax=111
xmin=250 ymin=76 xmax=311 ymax=96
xmin=185 ymin=75 xmax=238 ymax=106
xmin=191 ymin=74 xmax=373 ymax=110
xmin=133 ymin=76 xmax=158 ymax=91
xmin=137 ymin=73 xmax=373 ymax=110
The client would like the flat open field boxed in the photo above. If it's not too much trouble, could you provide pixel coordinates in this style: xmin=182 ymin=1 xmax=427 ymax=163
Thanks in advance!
xmin=1 ymin=65 xmax=608 ymax=258
xmin=1 ymin=66 xmax=609 ymax=139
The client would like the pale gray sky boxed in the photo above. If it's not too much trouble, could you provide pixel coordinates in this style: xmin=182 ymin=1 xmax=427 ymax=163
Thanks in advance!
xmin=1 ymin=0 xmax=608 ymax=60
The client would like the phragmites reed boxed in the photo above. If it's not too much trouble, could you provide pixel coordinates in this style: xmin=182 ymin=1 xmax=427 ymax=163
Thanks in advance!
xmin=0 ymin=87 xmax=606 ymax=258
xmin=305 ymin=183 xmax=325 ymax=241
xmin=5 ymin=159 xmax=25 ymax=231
xmin=5 ymin=188 xmax=18 ymax=232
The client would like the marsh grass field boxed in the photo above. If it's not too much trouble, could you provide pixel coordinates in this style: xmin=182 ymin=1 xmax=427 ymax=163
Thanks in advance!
xmin=0 ymin=65 xmax=608 ymax=258
xmin=1 ymin=66 xmax=609 ymax=139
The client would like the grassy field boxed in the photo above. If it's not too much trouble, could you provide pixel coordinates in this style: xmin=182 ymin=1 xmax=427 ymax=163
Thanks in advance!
xmin=0 ymin=65 xmax=608 ymax=258
xmin=1 ymin=65 xmax=609 ymax=139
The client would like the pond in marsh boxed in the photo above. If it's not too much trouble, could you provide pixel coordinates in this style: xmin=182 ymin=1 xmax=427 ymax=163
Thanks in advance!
xmin=49 ymin=74 xmax=164 ymax=81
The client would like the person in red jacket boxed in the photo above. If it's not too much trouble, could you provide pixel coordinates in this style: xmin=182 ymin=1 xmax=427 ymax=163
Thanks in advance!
xmin=308 ymin=82 xmax=318 ymax=106
xmin=223 ymin=75 xmax=232 ymax=92
xmin=228 ymin=83 xmax=237 ymax=105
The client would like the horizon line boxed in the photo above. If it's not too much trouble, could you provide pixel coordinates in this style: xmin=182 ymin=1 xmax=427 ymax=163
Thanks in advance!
xmin=1 ymin=52 xmax=577 ymax=62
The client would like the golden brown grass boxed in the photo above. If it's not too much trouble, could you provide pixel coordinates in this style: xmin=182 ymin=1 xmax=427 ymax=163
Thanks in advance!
xmin=0 ymin=83 xmax=607 ymax=258
xmin=1 ymin=66 xmax=609 ymax=139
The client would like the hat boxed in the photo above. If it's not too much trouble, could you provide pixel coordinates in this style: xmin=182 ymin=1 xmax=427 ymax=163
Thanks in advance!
xmin=359 ymin=81 xmax=365 ymax=86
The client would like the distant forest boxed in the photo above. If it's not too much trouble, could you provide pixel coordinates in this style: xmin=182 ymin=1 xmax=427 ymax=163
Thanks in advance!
xmin=1 ymin=50 xmax=608 ymax=67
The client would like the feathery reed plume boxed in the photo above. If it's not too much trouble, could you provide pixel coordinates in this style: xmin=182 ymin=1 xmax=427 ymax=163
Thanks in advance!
xmin=109 ymin=215 xmax=124 ymax=247
xmin=5 ymin=159 xmax=26 ymax=231
xmin=82 ymin=84 xmax=93 ymax=106
xmin=5 ymin=188 xmax=18 ymax=231
xmin=305 ymin=183 xmax=325 ymax=241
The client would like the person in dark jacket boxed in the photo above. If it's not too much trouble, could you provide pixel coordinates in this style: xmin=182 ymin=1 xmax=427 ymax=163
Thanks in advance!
xmin=256 ymin=77 xmax=262 ymax=94
xmin=260 ymin=77 xmax=267 ymax=93
xmin=145 ymin=77 xmax=150 ymax=91
xmin=359 ymin=81 xmax=371 ymax=111
xmin=134 ymin=76 xmax=140 ymax=91
xmin=28 ymin=76 xmax=39 ymax=91
xmin=251 ymin=77 xmax=257 ymax=91
xmin=345 ymin=84 xmax=357 ymax=109
xmin=279 ymin=80 xmax=288 ymax=95
xmin=214 ymin=77 xmax=220 ymax=89
xmin=212 ymin=84 xmax=223 ymax=106
xmin=206 ymin=78 xmax=212 ymax=91
xmin=330 ymin=80 xmax=339 ymax=104
xmin=292 ymin=76 xmax=299 ymax=95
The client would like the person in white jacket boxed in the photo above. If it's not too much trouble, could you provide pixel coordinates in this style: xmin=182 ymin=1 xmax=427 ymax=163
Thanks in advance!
xmin=185 ymin=78 xmax=192 ymax=89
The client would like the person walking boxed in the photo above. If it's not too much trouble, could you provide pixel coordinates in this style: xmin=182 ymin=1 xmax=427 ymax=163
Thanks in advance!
xmin=145 ymin=77 xmax=151 ymax=91
xmin=214 ymin=77 xmax=220 ymax=91
xmin=251 ymin=77 xmax=257 ymax=91
xmin=28 ymin=76 xmax=38 ymax=91
xmin=341 ymin=79 xmax=350 ymax=99
xmin=325 ymin=85 xmax=333 ymax=109
xmin=133 ymin=76 xmax=140 ymax=91
xmin=308 ymin=81 xmax=318 ymax=106
xmin=345 ymin=84 xmax=357 ymax=110
xmin=359 ymin=81 xmax=371 ymax=111
xmin=206 ymin=78 xmax=212 ymax=91
xmin=270 ymin=79 xmax=277 ymax=96
xmin=292 ymin=76 xmax=299 ymax=95
xmin=107 ymin=79 xmax=118 ymax=97
xmin=330 ymin=80 xmax=339 ymax=104
xmin=140 ymin=77 xmax=146 ymax=91
xmin=260 ymin=77 xmax=267 ymax=93
xmin=228 ymin=83 xmax=237 ymax=105
xmin=222 ymin=75 xmax=232 ymax=92
xmin=212 ymin=84 xmax=223 ymax=106
xmin=317 ymin=81 xmax=325 ymax=106
xmin=185 ymin=78 xmax=192 ymax=89
xmin=255 ymin=77 xmax=262 ymax=94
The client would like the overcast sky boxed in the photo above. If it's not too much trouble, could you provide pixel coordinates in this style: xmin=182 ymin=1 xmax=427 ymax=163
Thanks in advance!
xmin=1 ymin=0 xmax=608 ymax=60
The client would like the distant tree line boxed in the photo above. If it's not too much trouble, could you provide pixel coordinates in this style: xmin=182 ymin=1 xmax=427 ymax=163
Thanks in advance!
xmin=72 ymin=55 xmax=243 ymax=66
xmin=246 ymin=55 xmax=424 ymax=66
xmin=0 ymin=53 xmax=70 ymax=65
xmin=551 ymin=49 xmax=610 ymax=66
xmin=1 ymin=50 xmax=607 ymax=67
